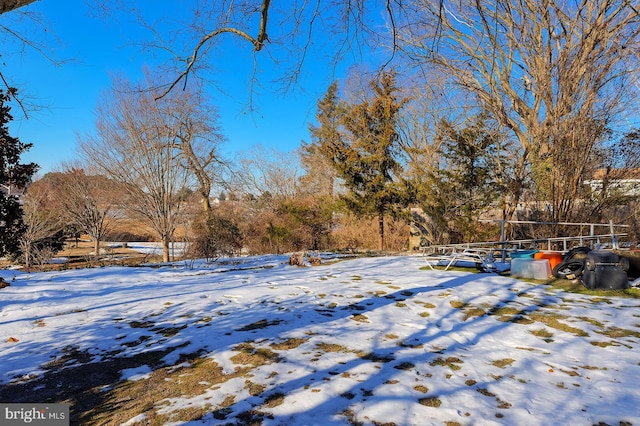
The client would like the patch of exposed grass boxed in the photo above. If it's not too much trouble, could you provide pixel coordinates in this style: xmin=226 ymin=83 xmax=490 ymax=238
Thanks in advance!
xmin=590 ymin=341 xmax=619 ymax=348
xmin=430 ymin=356 xmax=463 ymax=371
xmin=418 ymin=397 xmax=442 ymax=407
xmin=558 ymin=367 xmax=580 ymax=377
xmin=462 ymin=306 xmax=486 ymax=321
xmin=76 ymin=354 xmax=234 ymax=425
xmin=579 ymin=365 xmax=606 ymax=371
xmin=549 ymin=279 xmax=640 ymax=298
xmin=152 ymin=324 xmax=187 ymax=338
xmin=527 ymin=312 xmax=589 ymax=337
xmin=231 ymin=342 xmax=282 ymax=366
xmin=362 ymin=352 xmax=395 ymax=363
xmin=488 ymin=304 xmax=518 ymax=314
xmin=414 ymin=385 xmax=429 ymax=393
xmin=315 ymin=342 xmax=355 ymax=353
xmin=129 ymin=320 xmax=154 ymax=328
xmin=351 ymin=314 xmax=370 ymax=323
xmin=395 ymin=301 xmax=408 ymax=308
xmin=530 ymin=328 xmax=554 ymax=342
xmin=263 ymin=392 xmax=286 ymax=408
xmin=487 ymin=306 xmax=528 ymax=323
xmin=595 ymin=326 xmax=640 ymax=339
xmin=398 ymin=340 xmax=424 ymax=349
xmin=394 ymin=361 xmax=416 ymax=370
xmin=450 ymin=300 xmax=465 ymax=309
xmin=271 ymin=337 xmax=308 ymax=350
xmin=449 ymin=301 xmax=487 ymax=321
xmin=577 ymin=316 xmax=605 ymax=328
xmin=476 ymin=388 xmax=512 ymax=409
xmin=245 ymin=379 xmax=266 ymax=396
xmin=236 ymin=319 xmax=283 ymax=332
xmin=492 ymin=358 xmax=515 ymax=368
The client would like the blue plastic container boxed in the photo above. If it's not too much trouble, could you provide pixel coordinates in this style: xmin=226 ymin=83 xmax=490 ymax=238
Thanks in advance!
xmin=510 ymin=249 xmax=538 ymax=259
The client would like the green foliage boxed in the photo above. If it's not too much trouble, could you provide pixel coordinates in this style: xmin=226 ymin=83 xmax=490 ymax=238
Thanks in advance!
xmin=264 ymin=222 xmax=289 ymax=254
xmin=312 ymin=72 xmax=414 ymax=250
xmin=422 ymin=114 xmax=502 ymax=243
xmin=277 ymin=195 xmax=334 ymax=250
xmin=0 ymin=89 xmax=38 ymax=258
xmin=190 ymin=214 xmax=243 ymax=261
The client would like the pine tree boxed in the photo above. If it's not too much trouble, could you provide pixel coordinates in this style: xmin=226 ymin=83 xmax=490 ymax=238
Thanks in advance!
xmin=425 ymin=114 xmax=501 ymax=243
xmin=302 ymin=81 xmax=344 ymax=197
xmin=323 ymin=72 xmax=413 ymax=250
xmin=0 ymin=89 xmax=38 ymax=258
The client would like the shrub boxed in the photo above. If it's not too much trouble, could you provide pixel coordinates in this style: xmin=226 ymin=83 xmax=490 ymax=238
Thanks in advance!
xmin=189 ymin=214 xmax=243 ymax=261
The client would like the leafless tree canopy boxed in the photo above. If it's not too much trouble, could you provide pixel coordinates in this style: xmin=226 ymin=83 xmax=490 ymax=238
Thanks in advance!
xmin=0 ymin=0 xmax=62 ymax=114
xmin=19 ymin=181 xmax=64 ymax=268
xmin=394 ymin=0 xmax=640 ymax=222
xmin=233 ymin=145 xmax=303 ymax=203
xmin=0 ymin=0 xmax=36 ymax=15
xmin=52 ymin=168 xmax=119 ymax=256
xmin=95 ymin=0 xmax=401 ymax=100
xmin=79 ymin=74 xmax=193 ymax=262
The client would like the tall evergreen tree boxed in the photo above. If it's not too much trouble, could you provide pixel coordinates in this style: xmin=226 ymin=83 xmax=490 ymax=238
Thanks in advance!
xmin=322 ymin=72 xmax=413 ymax=250
xmin=0 ymin=88 xmax=38 ymax=258
xmin=302 ymin=81 xmax=343 ymax=197
xmin=425 ymin=114 xmax=502 ymax=243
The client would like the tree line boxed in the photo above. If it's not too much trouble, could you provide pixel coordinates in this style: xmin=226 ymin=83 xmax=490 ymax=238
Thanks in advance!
xmin=2 ymin=67 xmax=639 ymax=267
xmin=1 ymin=1 xmax=639 ymax=267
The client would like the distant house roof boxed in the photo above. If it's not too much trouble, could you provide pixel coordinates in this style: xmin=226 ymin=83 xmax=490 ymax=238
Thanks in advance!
xmin=586 ymin=168 xmax=640 ymax=197
xmin=592 ymin=168 xmax=640 ymax=180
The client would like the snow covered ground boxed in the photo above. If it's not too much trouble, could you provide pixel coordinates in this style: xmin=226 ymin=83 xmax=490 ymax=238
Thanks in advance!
xmin=1 ymin=254 xmax=639 ymax=425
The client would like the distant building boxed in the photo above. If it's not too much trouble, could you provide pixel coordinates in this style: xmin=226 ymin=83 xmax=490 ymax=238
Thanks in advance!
xmin=0 ymin=183 xmax=26 ymax=203
xmin=584 ymin=168 xmax=640 ymax=197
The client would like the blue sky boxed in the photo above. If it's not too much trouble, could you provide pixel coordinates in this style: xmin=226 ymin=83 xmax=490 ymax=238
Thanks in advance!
xmin=4 ymin=1 xmax=362 ymax=175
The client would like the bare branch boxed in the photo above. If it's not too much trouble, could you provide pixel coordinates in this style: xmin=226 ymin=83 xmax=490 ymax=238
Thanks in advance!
xmin=0 ymin=0 xmax=37 ymax=15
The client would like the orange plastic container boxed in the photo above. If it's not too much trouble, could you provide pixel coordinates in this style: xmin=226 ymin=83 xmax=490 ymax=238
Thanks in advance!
xmin=533 ymin=252 xmax=563 ymax=270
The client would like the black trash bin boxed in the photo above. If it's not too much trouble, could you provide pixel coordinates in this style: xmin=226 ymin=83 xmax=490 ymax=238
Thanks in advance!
xmin=581 ymin=250 xmax=629 ymax=290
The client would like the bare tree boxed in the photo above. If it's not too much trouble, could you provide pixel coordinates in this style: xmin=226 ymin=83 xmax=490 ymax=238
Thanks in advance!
xmin=155 ymin=85 xmax=228 ymax=213
xmin=398 ymin=0 xmax=640 ymax=223
xmin=46 ymin=167 xmax=120 ymax=257
xmin=96 ymin=1 xmax=406 ymax=101
xmin=233 ymin=145 xmax=303 ymax=204
xmin=19 ymin=181 xmax=64 ymax=268
xmin=0 ymin=1 xmax=62 ymax=113
xmin=79 ymin=75 xmax=192 ymax=262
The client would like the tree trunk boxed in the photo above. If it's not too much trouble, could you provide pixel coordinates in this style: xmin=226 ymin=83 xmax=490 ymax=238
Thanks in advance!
xmin=94 ymin=239 xmax=100 ymax=258
xmin=162 ymin=238 xmax=170 ymax=262
xmin=202 ymin=195 xmax=211 ymax=213
xmin=24 ymin=241 xmax=31 ymax=269
xmin=378 ymin=213 xmax=384 ymax=251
